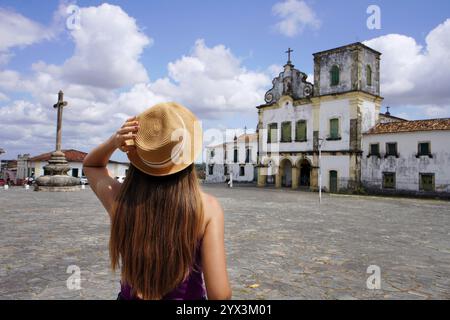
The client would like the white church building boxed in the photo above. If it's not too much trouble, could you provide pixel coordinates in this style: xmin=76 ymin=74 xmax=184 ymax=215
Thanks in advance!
xmin=206 ymin=42 xmax=450 ymax=196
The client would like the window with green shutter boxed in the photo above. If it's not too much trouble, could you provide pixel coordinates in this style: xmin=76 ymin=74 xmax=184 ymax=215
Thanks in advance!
xmin=329 ymin=118 xmax=339 ymax=139
xmin=418 ymin=142 xmax=431 ymax=156
xmin=330 ymin=65 xmax=340 ymax=86
xmin=366 ymin=65 xmax=372 ymax=86
xmin=386 ymin=142 xmax=398 ymax=157
xmin=233 ymin=148 xmax=238 ymax=163
xmin=420 ymin=173 xmax=434 ymax=191
xmin=383 ymin=172 xmax=395 ymax=189
xmin=267 ymin=123 xmax=278 ymax=143
xmin=296 ymin=120 xmax=307 ymax=142
xmin=370 ymin=143 xmax=380 ymax=156
xmin=281 ymin=122 xmax=292 ymax=142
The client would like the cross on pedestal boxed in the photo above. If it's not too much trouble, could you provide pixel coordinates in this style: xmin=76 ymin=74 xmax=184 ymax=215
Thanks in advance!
xmin=35 ymin=90 xmax=80 ymax=191
xmin=285 ymin=48 xmax=293 ymax=64
xmin=53 ymin=90 xmax=68 ymax=152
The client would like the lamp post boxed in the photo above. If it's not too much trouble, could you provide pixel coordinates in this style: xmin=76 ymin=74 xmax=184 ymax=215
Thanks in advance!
xmin=0 ymin=148 xmax=4 ymax=180
xmin=318 ymin=138 xmax=324 ymax=204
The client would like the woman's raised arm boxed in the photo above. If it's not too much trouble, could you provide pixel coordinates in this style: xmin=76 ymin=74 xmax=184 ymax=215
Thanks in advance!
xmin=82 ymin=116 xmax=138 ymax=216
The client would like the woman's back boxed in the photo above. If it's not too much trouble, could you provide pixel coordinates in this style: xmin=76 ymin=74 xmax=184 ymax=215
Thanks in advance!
xmin=118 ymin=238 xmax=206 ymax=300
xmin=116 ymin=191 xmax=230 ymax=300
xmin=83 ymin=102 xmax=231 ymax=300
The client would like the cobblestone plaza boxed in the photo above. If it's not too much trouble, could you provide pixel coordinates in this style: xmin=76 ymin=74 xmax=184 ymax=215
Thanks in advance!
xmin=0 ymin=185 xmax=449 ymax=299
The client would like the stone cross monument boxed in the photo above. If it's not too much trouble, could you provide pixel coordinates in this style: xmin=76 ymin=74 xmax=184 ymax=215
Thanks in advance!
xmin=54 ymin=90 xmax=68 ymax=152
xmin=35 ymin=90 xmax=80 ymax=191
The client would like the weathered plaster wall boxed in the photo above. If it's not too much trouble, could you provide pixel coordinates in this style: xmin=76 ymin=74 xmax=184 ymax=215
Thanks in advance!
xmin=315 ymin=50 xmax=354 ymax=96
xmin=360 ymin=49 xmax=380 ymax=96
xmin=360 ymin=100 xmax=377 ymax=133
xmin=314 ymin=44 xmax=380 ymax=97
xmin=362 ymin=131 xmax=450 ymax=192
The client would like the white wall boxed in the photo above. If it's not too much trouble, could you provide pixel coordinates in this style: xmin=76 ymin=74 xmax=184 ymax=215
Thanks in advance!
xmin=362 ymin=130 xmax=450 ymax=192
xmin=261 ymin=98 xmax=314 ymax=152
xmin=67 ymin=162 xmax=81 ymax=177
xmin=206 ymin=138 xmax=257 ymax=183
xmin=320 ymin=155 xmax=350 ymax=190
xmin=107 ymin=163 xmax=129 ymax=177
xmin=360 ymin=100 xmax=377 ymax=133
xmin=319 ymin=99 xmax=350 ymax=150
xmin=31 ymin=161 xmax=129 ymax=178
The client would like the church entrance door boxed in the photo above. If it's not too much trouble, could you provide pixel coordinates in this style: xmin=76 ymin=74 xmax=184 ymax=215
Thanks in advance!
xmin=299 ymin=159 xmax=311 ymax=187
xmin=280 ymin=159 xmax=292 ymax=187
xmin=329 ymin=170 xmax=338 ymax=193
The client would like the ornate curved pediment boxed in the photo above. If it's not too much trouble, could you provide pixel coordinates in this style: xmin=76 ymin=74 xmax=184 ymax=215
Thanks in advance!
xmin=264 ymin=63 xmax=314 ymax=105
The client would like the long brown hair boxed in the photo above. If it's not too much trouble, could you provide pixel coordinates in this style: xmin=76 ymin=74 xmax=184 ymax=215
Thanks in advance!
xmin=109 ymin=163 xmax=204 ymax=299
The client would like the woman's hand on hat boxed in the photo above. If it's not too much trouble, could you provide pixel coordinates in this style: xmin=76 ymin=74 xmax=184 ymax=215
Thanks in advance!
xmin=113 ymin=116 xmax=139 ymax=153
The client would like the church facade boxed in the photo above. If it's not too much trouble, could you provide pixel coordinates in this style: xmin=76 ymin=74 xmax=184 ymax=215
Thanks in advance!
xmin=205 ymin=42 xmax=450 ymax=196
xmin=256 ymin=42 xmax=382 ymax=192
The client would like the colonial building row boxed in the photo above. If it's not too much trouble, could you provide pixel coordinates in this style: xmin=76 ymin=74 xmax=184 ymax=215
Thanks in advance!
xmin=205 ymin=133 xmax=258 ymax=183
xmin=205 ymin=42 xmax=450 ymax=195
xmin=1 ymin=149 xmax=129 ymax=185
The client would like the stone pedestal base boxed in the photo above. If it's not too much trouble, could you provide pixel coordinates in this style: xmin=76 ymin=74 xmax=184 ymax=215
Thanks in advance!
xmin=34 ymin=150 xmax=81 ymax=192
xmin=34 ymin=185 xmax=81 ymax=192
xmin=35 ymin=175 xmax=81 ymax=191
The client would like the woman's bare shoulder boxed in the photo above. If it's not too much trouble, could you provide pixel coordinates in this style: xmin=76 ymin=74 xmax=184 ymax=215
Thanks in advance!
xmin=200 ymin=190 xmax=224 ymax=223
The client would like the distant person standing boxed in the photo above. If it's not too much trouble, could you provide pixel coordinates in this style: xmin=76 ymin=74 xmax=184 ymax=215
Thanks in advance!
xmin=228 ymin=169 xmax=233 ymax=188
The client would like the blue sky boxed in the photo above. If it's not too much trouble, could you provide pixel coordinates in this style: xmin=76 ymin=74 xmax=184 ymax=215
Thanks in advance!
xmin=0 ymin=0 xmax=449 ymax=161
xmin=3 ymin=0 xmax=449 ymax=78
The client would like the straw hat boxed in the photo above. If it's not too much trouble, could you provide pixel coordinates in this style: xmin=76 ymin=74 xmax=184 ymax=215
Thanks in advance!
xmin=125 ymin=102 xmax=202 ymax=176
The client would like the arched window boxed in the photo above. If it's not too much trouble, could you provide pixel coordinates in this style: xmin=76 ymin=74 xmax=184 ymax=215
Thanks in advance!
xmin=366 ymin=65 xmax=372 ymax=86
xmin=330 ymin=65 xmax=339 ymax=86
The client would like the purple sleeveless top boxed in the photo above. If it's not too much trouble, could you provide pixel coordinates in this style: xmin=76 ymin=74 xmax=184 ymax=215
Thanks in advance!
xmin=118 ymin=240 xmax=206 ymax=300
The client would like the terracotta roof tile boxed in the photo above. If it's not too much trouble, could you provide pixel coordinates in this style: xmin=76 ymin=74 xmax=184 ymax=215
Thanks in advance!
xmin=365 ymin=118 xmax=450 ymax=135
xmin=30 ymin=149 xmax=87 ymax=162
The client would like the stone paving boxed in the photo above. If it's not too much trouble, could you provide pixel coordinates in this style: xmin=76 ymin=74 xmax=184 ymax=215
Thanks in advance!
xmin=0 ymin=184 xmax=449 ymax=300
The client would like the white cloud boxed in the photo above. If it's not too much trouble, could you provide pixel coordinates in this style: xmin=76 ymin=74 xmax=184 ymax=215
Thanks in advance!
xmin=423 ymin=105 xmax=450 ymax=118
xmin=62 ymin=3 xmax=151 ymax=88
xmin=0 ymin=7 xmax=55 ymax=65
xmin=0 ymin=100 xmax=50 ymax=124
xmin=34 ymin=3 xmax=152 ymax=89
xmin=0 ymin=92 xmax=9 ymax=102
xmin=0 ymin=3 xmax=153 ymax=158
xmin=364 ymin=19 xmax=450 ymax=117
xmin=272 ymin=0 xmax=321 ymax=37
xmin=267 ymin=64 xmax=283 ymax=79
xmin=0 ymin=20 xmax=271 ymax=159
xmin=116 ymin=39 xmax=271 ymax=119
